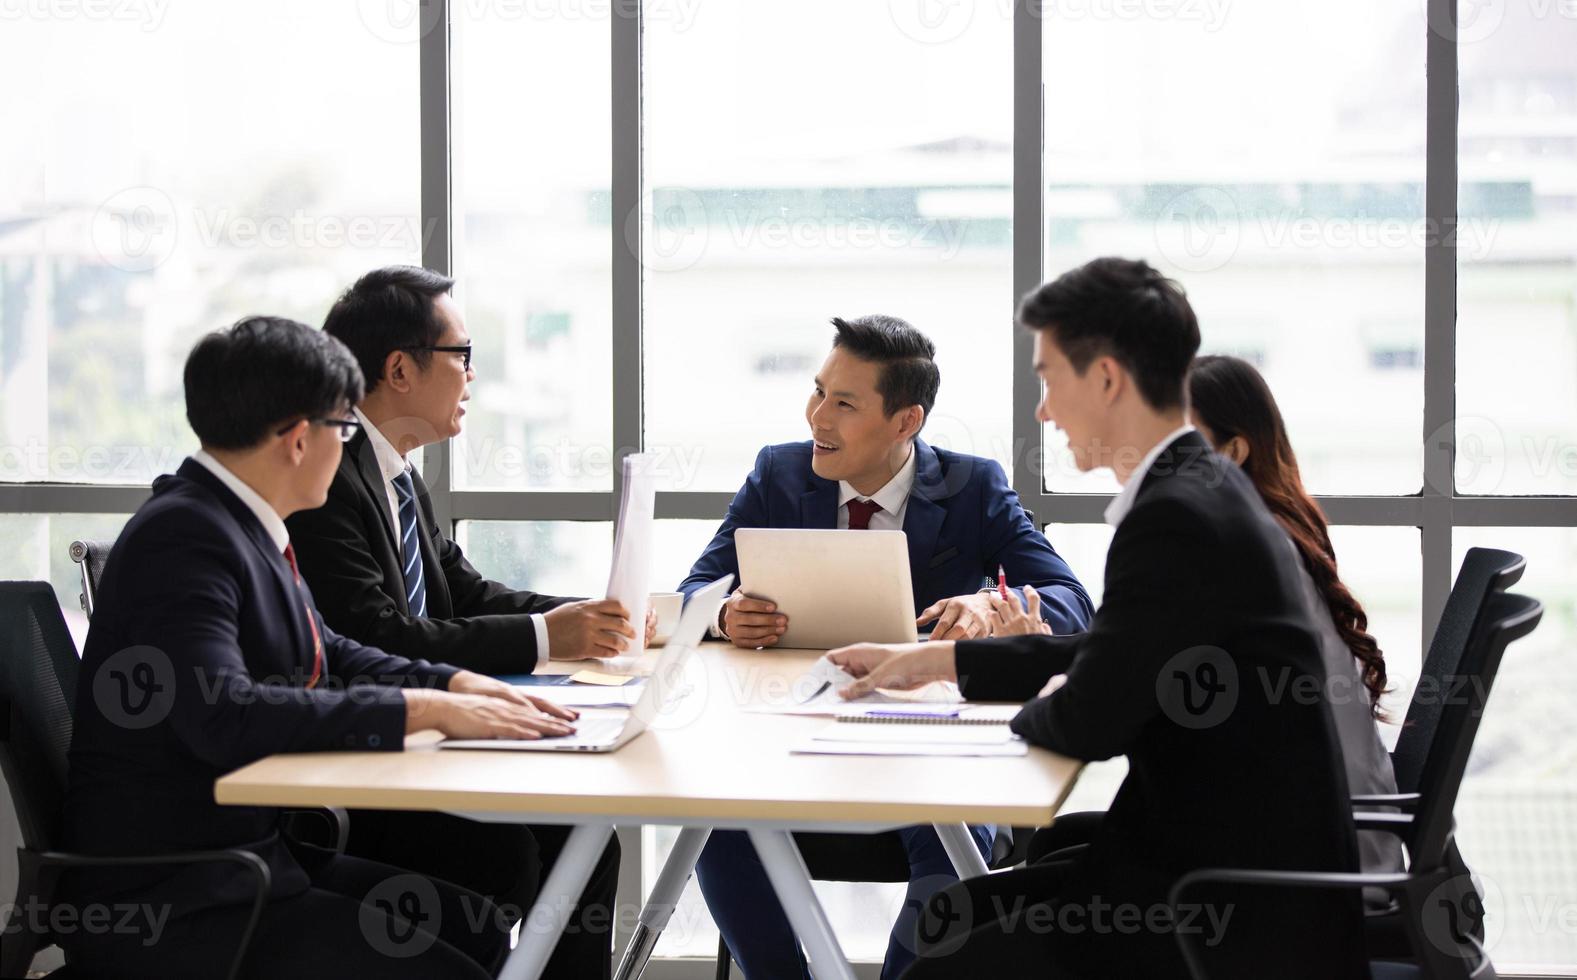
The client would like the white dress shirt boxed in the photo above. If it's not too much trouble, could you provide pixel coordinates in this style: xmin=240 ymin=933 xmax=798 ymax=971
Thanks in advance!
xmin=192 ymin=449 xmax=289 ymax=554
xmin=354 ymin=408 xmax=550 ymax=663
xmin=1103 ymin=425 xmax=1197 ymax=529
xmin=836 ymin=444 xmax=917 ymax=531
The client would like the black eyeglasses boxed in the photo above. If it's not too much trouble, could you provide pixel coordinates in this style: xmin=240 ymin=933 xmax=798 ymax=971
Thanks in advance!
xmin=275 ymin=418 xmax=363 ymax=443
xmin=403 ymin=344 xmax=473 ymax=370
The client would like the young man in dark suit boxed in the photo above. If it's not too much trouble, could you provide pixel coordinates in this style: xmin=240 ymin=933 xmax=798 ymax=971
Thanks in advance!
xmin=681 ymin=315 xmax=1094 ymax=980
xmin=284 ymin=266 xmax=636 ymax=977
xmin=831 ymin=259 xmax=1368 ymax=979
xmin=63 ymin=316 xmax=579 ymax=979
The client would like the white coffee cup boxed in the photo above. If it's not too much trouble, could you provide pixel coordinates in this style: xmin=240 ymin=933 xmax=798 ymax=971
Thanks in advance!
xmin=648 ymin=592 xmax=684 ymax=646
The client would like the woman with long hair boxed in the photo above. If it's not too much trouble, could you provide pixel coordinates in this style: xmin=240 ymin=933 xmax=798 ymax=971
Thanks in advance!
xmin=1189 ymin=354 xmax=1402 ymax=873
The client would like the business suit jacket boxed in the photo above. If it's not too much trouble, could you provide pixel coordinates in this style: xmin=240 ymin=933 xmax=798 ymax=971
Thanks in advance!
xmin=286 ymin=429 xmax=571 ymax=676
xmin=953 ymin=432 xmax=1367 ymax=979
xmin=679 ymin=439 xmax=1093 ymax=633
xmin=63 ymin=459 xmax=457 ymax=917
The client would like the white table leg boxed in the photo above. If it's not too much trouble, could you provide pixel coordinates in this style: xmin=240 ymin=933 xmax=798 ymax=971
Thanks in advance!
xmin=499 ymin=824 xmax=615 ymax=980
xmin=934 ymin=822 xmax=989 ymax=879
xmin=747 ymin=829 xmax=858 ymax=980
xmin=612 ymin=827 xmax=713 ymax=980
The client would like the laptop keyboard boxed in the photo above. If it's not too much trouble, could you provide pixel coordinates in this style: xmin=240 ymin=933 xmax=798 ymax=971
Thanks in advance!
xmin=564 ymin=717 xmax=626 ymax=743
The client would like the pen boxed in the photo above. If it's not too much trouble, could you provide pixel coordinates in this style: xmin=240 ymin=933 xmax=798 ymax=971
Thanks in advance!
xmin=997 ymin=563 xmax=1009 ymax=601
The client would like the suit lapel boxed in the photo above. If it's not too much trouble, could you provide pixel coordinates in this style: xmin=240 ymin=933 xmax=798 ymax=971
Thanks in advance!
xmin=902 ymin=441 xmax=946 ymax=588
xmin=177 ymin=459 xmax=315 ymax=676
xmin=345 ymin=430 xmax=399 ymax=551
xmin=799 ymin=472 xmax=840 ymax=529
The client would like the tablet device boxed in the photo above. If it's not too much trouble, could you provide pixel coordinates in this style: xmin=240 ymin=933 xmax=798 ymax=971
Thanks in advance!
xmin=734 ymin=528 xmax=919 ymax=649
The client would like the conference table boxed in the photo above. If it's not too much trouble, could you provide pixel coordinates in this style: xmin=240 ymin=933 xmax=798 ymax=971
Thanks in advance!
xmin=215 ymin=642 xmax=1084 ymax=980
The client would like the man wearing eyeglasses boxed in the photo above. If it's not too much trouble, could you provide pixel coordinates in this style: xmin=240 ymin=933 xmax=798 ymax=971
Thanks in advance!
xmin=284 ymin=266 xmax=630 ymax=979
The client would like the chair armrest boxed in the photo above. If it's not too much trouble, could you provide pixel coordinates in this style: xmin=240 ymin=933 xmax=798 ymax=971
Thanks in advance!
xmin=34 ymin=848 xmax=270 ymax=980
xmin=282 ymin=806 xmax=350 ymax=853
xmin=1352 ymin=811 xmax=1414 ymax=840
xmin=1168 ymin=869 xmax=1416 ymax=980
xmin=1352 ymin=793 xmax=1421 ymax=808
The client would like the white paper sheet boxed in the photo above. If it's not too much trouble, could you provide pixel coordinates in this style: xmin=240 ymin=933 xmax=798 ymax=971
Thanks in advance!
xmin=789 ymin=738 xmax=1029 ymax=758
xmin=604 ymin=453 xmax=657 ymax=666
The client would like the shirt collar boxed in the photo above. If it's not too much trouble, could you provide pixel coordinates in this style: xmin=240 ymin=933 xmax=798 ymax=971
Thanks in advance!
xmin=838 ymin=443 xmax=917 ymax=516
xmin=354 ymin=407 xmax=410 ymax=485
xmin=1103 ymin=425 xmax=1197 ymax=529
xmin=191 ymin=449 xmax=291 ymax=553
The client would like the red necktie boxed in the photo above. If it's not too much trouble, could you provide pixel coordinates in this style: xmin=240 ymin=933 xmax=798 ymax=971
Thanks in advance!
xmin=282 ymin=543 xmax=324 ymax=689
xmin=846 ymin=498 xmax=883 ymax=531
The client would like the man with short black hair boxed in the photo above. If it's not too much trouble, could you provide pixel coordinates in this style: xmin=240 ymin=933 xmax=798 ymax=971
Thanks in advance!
xmin=285 ymin=266 xmax=628 ymax=978
xmin=680 ymin=314 xmax=1092 ymax=980
xmin=63 ymin=316 xmax=577 ymax=978
xmin=830 ymin=258 xmax=1366 ymax=978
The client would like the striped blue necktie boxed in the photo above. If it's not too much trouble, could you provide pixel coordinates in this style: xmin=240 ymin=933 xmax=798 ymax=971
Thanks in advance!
xmin=392 ymin=469 xmax=427 ymax=618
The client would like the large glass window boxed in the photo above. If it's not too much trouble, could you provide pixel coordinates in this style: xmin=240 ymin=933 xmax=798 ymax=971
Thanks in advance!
xmin=643 ymin=2 xmax=1015 ymax=493
xmin=1041 ymin=0 xmax=1427 ymax=496
xmin=1455 ymin=5 xmax=1577 ymax=496
xmin=0 ymin=2 xmax=420 ymax=485
xmin=451 ymin=5 xmax=613 ymax=491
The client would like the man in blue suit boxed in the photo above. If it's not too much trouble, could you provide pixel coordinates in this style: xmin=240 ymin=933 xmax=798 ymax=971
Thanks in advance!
xmin=678 ymin=315 xmax=1092 ymax=980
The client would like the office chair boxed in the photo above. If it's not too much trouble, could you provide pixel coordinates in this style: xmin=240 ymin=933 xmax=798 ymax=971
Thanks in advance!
xmin=0 ymin=581 xmax=270 ymax=980
xmin=1171 ymin=590 xmax=1543 ymax=980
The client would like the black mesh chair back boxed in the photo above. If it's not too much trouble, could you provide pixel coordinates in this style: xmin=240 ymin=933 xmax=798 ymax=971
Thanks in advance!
xmin=1392 ymin=548 xmax=1524 ymax=794
xmin=67 ymin=540 xmax=115 ymax=620
xmin=1409 ymin=591 xmax=1542 ymax=866
xmin=0 ymin=581 xmax=81 ymax=853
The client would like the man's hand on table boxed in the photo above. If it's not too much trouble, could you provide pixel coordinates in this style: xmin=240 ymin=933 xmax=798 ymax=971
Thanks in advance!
xmin=826 ymin=641 xmax=958 ymax=699
xmin=404 ymin=670 xmax=578 ymax=739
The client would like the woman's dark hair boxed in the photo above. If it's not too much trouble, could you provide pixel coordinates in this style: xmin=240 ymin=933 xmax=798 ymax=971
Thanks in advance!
xmin=184 ymin=316 xmax=365 ymax=450
xmin=323 ymin=265 xmax=455 ymax=393
xmin=830 ymin=315 xmax=941 ymax=429
xmin=1189 ymin=354 xmax=1389 ymax=717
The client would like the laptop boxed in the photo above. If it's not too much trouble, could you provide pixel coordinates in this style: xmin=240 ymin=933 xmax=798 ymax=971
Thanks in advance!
xmin=734 ymin=528 xmax=919 ymax=649
xmin=439 ymin=575 xmax=733 ymax=753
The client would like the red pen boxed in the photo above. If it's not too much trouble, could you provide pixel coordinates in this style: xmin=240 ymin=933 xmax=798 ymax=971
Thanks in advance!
xmin=997 ymin=564 xmax=1010 ymax=600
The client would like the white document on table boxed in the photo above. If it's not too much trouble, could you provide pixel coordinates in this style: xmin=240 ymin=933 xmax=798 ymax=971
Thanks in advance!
xmin=604 ymin=453 xmax=657 ymax=665
xmin=745 ymin=656 xmax=964 ymax=715
xmin=789 ymin=738 xmax=1029 ymax=758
